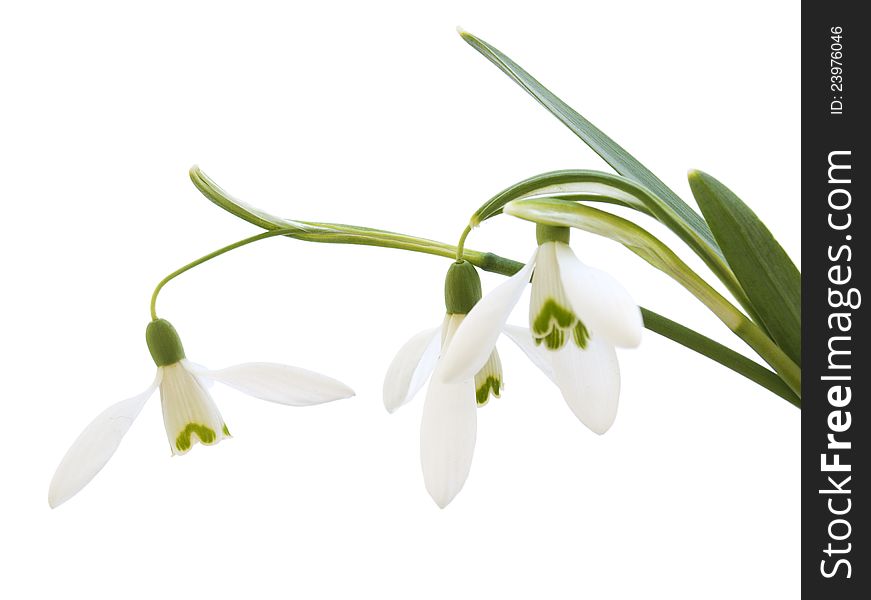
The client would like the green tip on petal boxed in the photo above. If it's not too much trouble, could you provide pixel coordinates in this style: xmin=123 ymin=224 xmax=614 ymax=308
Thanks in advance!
xmin=535 ymin=328 xmax=565 ymax=350
xmin=146 ymin=319 xmax=186 ymax=367
xmin=444 ymin=260 xmax=482 ymax=314
xmin=531 ymin=299 xmax=576 ymax=350
xmin=474 ymin=349 xmax=503 ymax=407
xmin=475 ymin=376 xmax=501 ymax=406
xmin=175 ymin=423 xmax=218 ymax=453
xmin=573 ymin=321 xmax=590 ymax=349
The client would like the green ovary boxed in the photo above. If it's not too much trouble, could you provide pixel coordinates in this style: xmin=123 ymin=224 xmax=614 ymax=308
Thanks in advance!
xmin=176 ymin=423 xmax=219 ymax=452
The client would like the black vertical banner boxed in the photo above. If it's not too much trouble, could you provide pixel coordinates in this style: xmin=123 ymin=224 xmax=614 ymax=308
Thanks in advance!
xmin=802 ymin=3 xmax=867 ymax=597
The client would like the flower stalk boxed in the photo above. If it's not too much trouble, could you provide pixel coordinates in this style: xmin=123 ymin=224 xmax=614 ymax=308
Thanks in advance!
xmin=150 ymin=227 xmax=303 ymax=320
xmin=189 ymin=167 xmax=800 ymax=406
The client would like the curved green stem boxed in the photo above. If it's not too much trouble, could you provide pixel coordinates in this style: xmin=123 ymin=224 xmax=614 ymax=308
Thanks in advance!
xmin=456 ymin=225 xmax=472 ymax=261
xmin=149 ymin=228 xmax=297 ymax=320
xmin=187 ymin=166 xmax=799 ymax=406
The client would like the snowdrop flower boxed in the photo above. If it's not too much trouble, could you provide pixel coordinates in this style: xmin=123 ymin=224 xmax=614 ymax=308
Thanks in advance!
xmin=383 ymin=261 xmax=547 ymax=508
xmin=439 ymin=224 xmax=643 ymax=435
xmin=48 ymin=318 xmax=354 ymax=508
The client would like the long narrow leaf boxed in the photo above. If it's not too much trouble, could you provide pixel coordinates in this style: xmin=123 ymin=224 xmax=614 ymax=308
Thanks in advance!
xmin=641 ymin=309 xmax=799 ymax=407
xmin=470 ymin=169 xmax=761 ymax=322
xmin=189 ymin=166 xmax=514 ymax=275
xmin=688 ymin=170 xmax=801 ymax=364
xmin=459 ymin=29 xmax=721 ymax=256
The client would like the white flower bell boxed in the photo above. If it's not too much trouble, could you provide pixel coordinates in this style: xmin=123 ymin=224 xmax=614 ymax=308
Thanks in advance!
xmin=383 ymin=261 xmax=546 ymax=508
xmin=48 ymin=319 xmax=355 ymax=508
xmin=439 ymin=225 xmax=643 ymax=435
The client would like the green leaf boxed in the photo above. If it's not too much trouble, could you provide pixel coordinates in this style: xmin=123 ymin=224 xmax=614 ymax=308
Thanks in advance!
xmin=687 ymin=170 xmax=801 ymax=364
xmin=504 ymin=198 xmax=736 ymax=325
xmin=472 ymin=169 xmax=653 ymax=221
xmin=469 ymin=169 xmax=763 ymax=322
xmin=459 ymin=29 xmax=721 ymax=257
xmin=641 ymin=308 xmax=799 ymax=407
xmin=188 ymin=166 xmax=521 ymax=276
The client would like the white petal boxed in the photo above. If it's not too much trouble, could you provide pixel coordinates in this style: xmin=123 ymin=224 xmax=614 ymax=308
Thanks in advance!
xmin=440 ymin=313 xmax=464 ymax=348
xmin=438 ymin=251 xmax=537 ymax=383
xmin=382 ymin=326 xmax=441 ymax=413
xmin=420 ymin=369 xmax=477 ymax=508
xmin=501 ymin=324 xmax=557 ymax=384
xmin=554 ymin=243 xmax=643 ymax=348
xmin=203 ymin=361 xmax=355 ymax=406
xmin=184 ymin=361 xmax=215 ymax=388
xmin=161 ymin=363 xmax=229 ymax=455
xmin=48 ymin=372 xmax=161 ymax=508
xmin=550 ymin=337 xmax=620 ymax=435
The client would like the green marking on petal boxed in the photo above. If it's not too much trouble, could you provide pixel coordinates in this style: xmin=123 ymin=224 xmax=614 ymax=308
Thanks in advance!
xmin=175 ymin=423 xmax=218 ymax=452
xmin=475 ymin=376 xmax=502 ymax=406
xmin=222 ymin=423 xmax=231 ymax=436
xmin=534 ymin=327 xmax=567 ymax=350
xmin=532 ymin=298 xmax=576 ymax=335
xmin=573 ymin=321 xmax=590 ymax=349
xmin=475 ymin=349 xmax=503 ymax=406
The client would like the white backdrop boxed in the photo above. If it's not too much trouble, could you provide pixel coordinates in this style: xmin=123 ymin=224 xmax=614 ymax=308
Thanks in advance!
xmin=0 ymin=1 xmax=800 ymax=598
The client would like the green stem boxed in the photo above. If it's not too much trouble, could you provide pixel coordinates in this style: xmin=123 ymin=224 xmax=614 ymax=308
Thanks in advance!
xmin=456 ymin=225 xmax=472 ymax=261
xmin=149 ymin=228 xmax=297 ymax=320
xmin=187 ymin=165 xmax=799 ymax=406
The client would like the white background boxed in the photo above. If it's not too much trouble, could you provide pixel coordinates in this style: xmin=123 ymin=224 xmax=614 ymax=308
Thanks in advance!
xmin=1 ymin=1 xmax=800 ymax=598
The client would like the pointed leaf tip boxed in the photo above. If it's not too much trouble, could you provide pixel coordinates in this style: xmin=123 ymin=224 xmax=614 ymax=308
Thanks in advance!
xmin=458 ymin=31 xmax=721 ymax=257
xmin=687 ymin=170 xmax=801 ymax=365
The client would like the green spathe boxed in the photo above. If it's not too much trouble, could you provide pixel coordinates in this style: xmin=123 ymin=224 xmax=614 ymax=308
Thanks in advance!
xmin=146 ymin=319 xmax=186 ymax=367
xmin=444 ymin=260 xmax=482 ymax=314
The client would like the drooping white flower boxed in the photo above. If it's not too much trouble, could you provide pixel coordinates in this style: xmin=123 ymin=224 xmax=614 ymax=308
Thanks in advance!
xmin=439 ymin=225 xmax=643 ymax=435
xmin=48 ymin=319 xmax=354 ymax=508
xmin=383 ymin=260 xmax=546 ymax=508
